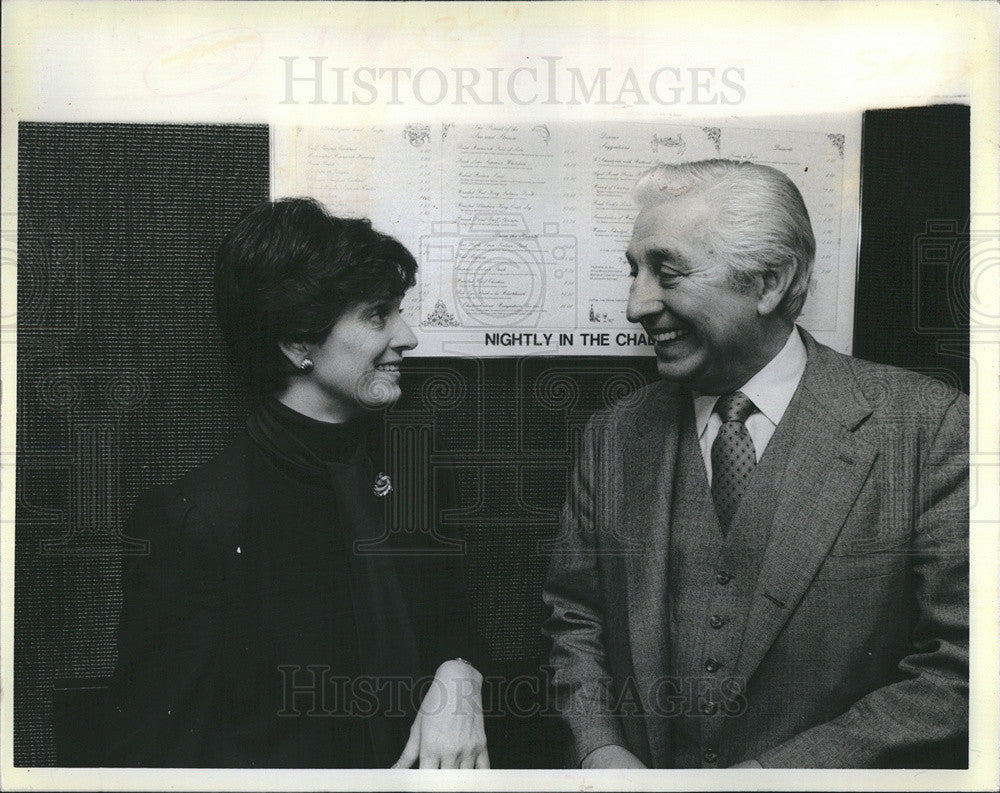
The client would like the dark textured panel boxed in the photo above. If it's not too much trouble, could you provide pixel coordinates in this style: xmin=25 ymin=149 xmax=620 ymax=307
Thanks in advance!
xmin=391 ymin=356 xmax=659 ymax=768
xmin=16 ymin=123 xmax=269 ymax=766
xmin=396 ymin=356 xmax=658 ymax=661
xmin=855 ymin=105 xmax=970 ymax=393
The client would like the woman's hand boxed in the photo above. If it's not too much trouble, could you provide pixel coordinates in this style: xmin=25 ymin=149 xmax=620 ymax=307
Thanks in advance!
xmin=392 ymin=659 xmax=489 ymax=769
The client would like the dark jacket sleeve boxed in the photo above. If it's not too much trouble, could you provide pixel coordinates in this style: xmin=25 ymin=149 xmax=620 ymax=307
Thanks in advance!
xmin=104 ymin=486 xmax=228 ymax=766
xmin=541 ymin=413 xmax=629 ymax=766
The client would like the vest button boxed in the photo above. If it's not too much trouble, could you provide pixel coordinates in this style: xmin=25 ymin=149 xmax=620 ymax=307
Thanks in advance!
xmin=709 ymin=614 xmax=726 ymax=629
xmin=700 ymin=700 xmax=719 ymax=715
xmin=703 ymin=749 xmax=718 ymax=764
xmin=704 ymin=657 xmax=723 ymax=673
xmin=715 ymin=571 xmax=733 ymax=585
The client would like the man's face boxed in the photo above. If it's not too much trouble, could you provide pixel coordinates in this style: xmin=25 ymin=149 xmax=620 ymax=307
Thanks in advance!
xmin=625 ymin=195 xmax=771 ymax=394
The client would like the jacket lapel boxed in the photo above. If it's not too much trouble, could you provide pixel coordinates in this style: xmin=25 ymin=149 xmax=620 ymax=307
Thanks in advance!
xmin=620 ymin=381 xmax=682 ymax=763
xmin=733 ymin=332 xmax=878 ymax=686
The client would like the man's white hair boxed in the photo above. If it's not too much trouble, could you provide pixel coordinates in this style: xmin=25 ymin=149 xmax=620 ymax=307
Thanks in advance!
xmin=632 ymin=159 xmax=816 ymax=322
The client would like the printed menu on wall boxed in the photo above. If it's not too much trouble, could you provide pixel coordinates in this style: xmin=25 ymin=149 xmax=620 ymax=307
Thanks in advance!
xmin=273 ymin=116 xmax=861 ymax=356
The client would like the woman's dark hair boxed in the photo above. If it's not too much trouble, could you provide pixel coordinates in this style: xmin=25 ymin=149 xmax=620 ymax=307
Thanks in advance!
xmin=214 ymin=197 xmax=417 ymax=400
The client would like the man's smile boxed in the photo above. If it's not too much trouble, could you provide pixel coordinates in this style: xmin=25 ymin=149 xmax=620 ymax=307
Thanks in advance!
xmin=648 ymin=327 xmax=691 ymax=345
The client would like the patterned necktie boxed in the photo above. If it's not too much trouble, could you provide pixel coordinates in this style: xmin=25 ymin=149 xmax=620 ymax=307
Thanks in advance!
xmin=710 ymin=391 xmax=758 ymax=534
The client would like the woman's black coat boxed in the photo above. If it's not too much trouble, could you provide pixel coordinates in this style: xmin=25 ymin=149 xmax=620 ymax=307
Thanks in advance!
xmin=106 ymin=406 xmax=485 ymax=768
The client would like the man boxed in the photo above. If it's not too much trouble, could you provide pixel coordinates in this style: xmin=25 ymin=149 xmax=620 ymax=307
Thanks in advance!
xmin=542 ymin=160 xmax=968 ymax=768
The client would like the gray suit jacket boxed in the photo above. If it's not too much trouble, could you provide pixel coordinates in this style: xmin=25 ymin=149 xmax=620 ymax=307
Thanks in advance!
xmin=542 ymin=330 xmax=968 ymax=768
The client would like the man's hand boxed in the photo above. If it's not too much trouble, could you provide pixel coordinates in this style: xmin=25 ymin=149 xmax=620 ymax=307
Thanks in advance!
xmin=729 ymin=759 xmax=763 ymax=768
xmin=392 ymin=659 xmax=489 ymax=769
xmin=581 ymin=744 xmax=647 ymax=768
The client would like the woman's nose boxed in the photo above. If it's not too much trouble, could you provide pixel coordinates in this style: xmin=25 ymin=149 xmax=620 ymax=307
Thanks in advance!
xmin=392 ymin=313 xmax=418 ymax=352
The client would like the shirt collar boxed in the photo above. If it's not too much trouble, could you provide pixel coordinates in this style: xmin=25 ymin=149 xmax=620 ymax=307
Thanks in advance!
xmin=693 ymin=326 xmax=808 ymax=438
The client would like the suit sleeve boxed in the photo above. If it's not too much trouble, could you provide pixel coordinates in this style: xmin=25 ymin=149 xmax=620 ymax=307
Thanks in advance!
xmin=542 ymin=416 xmax=628 ymax=766
xmin=758 ymin=392 xmax=969 ymax=768
xmin=104 ymin=487 xmax=227 ymax=766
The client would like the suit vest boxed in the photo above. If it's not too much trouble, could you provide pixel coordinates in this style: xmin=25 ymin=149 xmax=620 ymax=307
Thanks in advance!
xmin=666 ymin=392 xmax=803 ymax=768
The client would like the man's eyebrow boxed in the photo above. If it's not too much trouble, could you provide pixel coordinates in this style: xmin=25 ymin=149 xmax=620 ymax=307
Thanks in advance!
xmin=646 ymin=246 xmax=687 ymax=269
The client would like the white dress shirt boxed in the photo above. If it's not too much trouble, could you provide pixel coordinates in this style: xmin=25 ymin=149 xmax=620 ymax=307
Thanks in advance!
xmin=693 ymin=327 xmax=808 ymax=484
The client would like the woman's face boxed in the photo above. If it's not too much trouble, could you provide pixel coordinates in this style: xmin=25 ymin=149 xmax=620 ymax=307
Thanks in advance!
xmin=298 ymin=294 xmax=418 ymax=421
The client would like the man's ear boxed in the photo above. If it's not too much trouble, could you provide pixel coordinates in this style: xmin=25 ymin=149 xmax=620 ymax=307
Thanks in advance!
xmin=756 ymin=264 xmax=795 ymax=317
xmin=278 ymin=340 xmax=312 ymax=368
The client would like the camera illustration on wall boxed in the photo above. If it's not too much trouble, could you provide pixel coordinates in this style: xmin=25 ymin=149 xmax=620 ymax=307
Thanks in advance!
xmin=420 ymin=213 xmax=577 ymax=328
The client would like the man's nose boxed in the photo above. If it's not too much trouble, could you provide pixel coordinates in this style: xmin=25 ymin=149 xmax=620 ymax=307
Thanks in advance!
xmin=626 ymin=270 xmax=663 ymax=324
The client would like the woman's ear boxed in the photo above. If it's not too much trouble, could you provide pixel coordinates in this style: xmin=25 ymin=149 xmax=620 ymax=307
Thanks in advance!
xmin=278 ymin=340 xmax=313 ymax=370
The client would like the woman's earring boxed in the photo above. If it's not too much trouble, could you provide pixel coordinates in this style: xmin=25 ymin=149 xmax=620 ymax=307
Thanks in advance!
xmin=299 ymin=358 xmax=314 ymax=373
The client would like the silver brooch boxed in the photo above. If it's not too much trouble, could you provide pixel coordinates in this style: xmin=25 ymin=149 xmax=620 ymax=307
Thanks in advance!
xmin=373 ymin=472 xmax=392 ymax=497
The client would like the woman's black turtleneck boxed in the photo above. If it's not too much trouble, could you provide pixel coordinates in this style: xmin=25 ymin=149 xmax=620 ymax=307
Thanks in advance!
xmin=108 ymin=395 xmax=480 ymax=769
xmin=245 ymin=397 xmax=372 ymax=765
xmin=261 ymin=396 xmax=363 ymax=466
xmin=226 ymin=395 xmax=419 ymax=767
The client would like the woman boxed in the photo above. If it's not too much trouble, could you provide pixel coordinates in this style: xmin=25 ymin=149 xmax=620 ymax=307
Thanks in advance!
xmin=107 ymin=198 xmax=488 ymax=768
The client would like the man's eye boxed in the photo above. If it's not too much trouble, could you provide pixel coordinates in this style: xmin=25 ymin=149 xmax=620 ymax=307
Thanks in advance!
xmin=658 ymin=267 xmax=682 ymax=286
